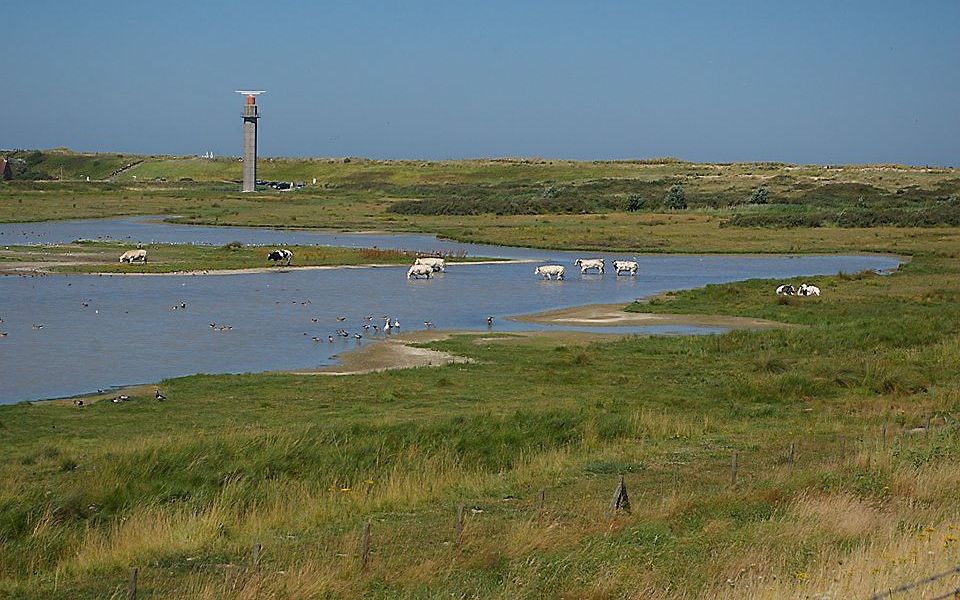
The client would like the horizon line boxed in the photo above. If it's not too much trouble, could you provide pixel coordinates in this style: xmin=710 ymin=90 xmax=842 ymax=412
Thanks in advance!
xmin=2 ymin=147 xmax=957 ymax=170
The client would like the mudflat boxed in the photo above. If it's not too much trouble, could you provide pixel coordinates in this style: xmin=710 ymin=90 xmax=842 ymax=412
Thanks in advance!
xmin=512 ymin=302 xmax=793 ymax=330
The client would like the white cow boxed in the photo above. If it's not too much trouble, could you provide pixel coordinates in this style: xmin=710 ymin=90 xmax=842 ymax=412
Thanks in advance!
xmin=574 ymin=258 xmax=604 ymax=274
xmin=798 ymin=284 xmax=821 ymax=297
xmin=119 ymin=249 xmax=147 ymax=263
xmin=407 ymin=264 xmax=433 ymax=279
xmin=612 ymin=260 xmax=638 ymax=276
xmin=415 ymin=257 xmax=446 ymax=272
xmin=534 ymin=265 xmax=565 ymax=280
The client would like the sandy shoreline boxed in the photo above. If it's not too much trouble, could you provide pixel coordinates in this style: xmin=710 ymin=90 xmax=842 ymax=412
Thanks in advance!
xmin=511 ymin=303 xmax=793 ymax=330
xmin=289 ymin=329 xmax=621 ymax=376
xmin=0 ymin=258 xmax=534 ymax=277
xmin=37 ymin=329 xmax=618 ymax=404
xmin=290 ymin=331 xmax=474 ymax=375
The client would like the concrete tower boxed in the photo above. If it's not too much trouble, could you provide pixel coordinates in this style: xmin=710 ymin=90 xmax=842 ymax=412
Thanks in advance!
xmin=236 ymin=91 xmax=264 ymax=192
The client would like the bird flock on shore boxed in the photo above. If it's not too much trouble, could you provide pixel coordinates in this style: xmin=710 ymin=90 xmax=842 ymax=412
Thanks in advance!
xmin=307 ymin=315 xmax=404 ymax=342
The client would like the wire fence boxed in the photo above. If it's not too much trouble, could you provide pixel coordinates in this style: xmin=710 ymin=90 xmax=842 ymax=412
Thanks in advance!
xmin=868 ymin=565 xmax=960 ymax=599
xmin=110 ymin=428 xmax=953 ymax=598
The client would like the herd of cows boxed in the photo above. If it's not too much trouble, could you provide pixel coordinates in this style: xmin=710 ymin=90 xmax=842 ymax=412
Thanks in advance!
xmin=117 ymin=247 xmax=640 ymax=280
xmin=117 ymin=248 xmax=823 ymax=297
xmin=532 ymin=258 xmax=640 ymax=280
xmin=776 ymin=283 xmax=822 ymax=296
xmin=406 ymin=256 xmax=641 ymax=280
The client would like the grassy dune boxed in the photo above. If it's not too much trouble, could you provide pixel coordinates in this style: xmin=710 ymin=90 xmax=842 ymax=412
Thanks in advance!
xmin=2 ymin=151 xmax=958 ymax=243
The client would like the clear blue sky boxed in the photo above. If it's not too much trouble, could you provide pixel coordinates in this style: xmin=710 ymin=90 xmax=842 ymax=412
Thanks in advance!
xmin=3 ymin=0 xmax=958 ymax=165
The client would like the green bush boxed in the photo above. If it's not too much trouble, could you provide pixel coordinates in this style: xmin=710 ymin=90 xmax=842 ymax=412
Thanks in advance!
xmin=725 ymin=198 xmax=960 ymax=229
xmin=750 ymin=185 xmax=769 ymax=204
xmin=388 ymin=195 xmax=627 ymax=216
xmin=542 ymin=185 xmax=562 ymax=199
xmin=663 ymin=184 xmax=687 ymax=210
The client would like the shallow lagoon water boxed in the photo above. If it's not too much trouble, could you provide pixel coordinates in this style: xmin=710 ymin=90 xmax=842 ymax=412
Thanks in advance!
xmin=0 ymin=218 xmax=900 ymax=403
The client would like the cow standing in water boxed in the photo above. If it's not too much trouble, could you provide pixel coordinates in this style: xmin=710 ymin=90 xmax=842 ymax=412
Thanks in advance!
xmin=574 ymin=258 xmax=604 ymax=274
xmin=612 ymin=260 xmax=638 ymax=276
xmin=535 ymin=265 xmax=565 ymax=280
xmin=414 ymin=257 xmax=446 ymax=272
xmin=407 ymin=264 xmax=433 ymax=279
xmin=267 ymin=249 xmax=293 ymax=266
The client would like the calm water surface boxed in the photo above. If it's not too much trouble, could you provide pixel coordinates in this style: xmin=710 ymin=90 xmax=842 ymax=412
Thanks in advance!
xmin=0 ymin=217 xmax=900 ymax=403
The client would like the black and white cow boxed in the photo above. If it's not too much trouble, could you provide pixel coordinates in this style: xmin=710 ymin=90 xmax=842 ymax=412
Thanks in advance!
xmin=267 ymin=249 xmax=293 ymax=266
xmin=776 ymin=284 xmax=796 ymax=296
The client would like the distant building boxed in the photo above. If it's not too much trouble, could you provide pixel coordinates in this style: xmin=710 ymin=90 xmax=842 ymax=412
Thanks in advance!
xmin=0 ymin=158 xmax=12 ymax=181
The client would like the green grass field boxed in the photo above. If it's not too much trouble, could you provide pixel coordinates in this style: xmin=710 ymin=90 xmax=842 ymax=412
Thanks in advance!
xmin=0 ymin=241 xmax=489 ymax=274
xmin=1 ymin=151 xmax=960 ymax=598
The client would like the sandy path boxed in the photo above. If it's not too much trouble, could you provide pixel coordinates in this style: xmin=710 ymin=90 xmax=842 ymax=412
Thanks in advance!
xmin=511 ymin=303 xmax=792 ymax=330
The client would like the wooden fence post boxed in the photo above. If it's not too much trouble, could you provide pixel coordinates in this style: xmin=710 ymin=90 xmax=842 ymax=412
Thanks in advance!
xmin=609 ymin=475 xmax=631 ymax=514
xmin=252 ymin=542 xmax=262 ymax=571
xmin=455 ymin=504 xmax=465 ymax=545
xmin=730 ymin=451 xmax=738 ymax=488
xmin=359 ymin=521 xmax=371 ymax=571
xmin=126 ymin=567 xmax=138 ymax=600
xmin=536 ymin=489 xmax=545 ymax=515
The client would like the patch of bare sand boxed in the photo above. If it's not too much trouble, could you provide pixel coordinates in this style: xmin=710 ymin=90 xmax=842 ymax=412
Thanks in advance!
xmin=512 ymin=303 xmax=792 ymax=330
xmin=0 ymin=251 xmax=109 ymax=275
xmin=290 ymin=331 xmax=471 ymax=376
xmin=290 ymin=329 xmax=621 ymax=376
